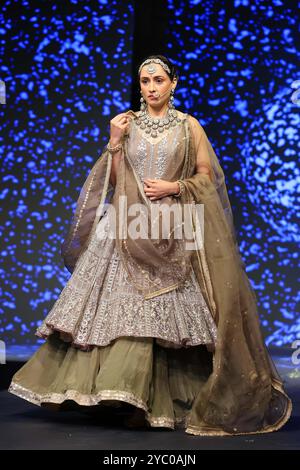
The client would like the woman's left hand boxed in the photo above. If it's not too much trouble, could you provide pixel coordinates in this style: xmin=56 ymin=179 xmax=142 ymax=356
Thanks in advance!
xmin=143 ymin=179 xmax=178 ymax=200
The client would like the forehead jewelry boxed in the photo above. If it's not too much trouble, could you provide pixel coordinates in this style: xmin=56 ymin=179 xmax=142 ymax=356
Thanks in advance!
xmin=138 ymin=58 xmax=171 ymax=75
xmin=146 ymin=63 xmax=157 ymax=74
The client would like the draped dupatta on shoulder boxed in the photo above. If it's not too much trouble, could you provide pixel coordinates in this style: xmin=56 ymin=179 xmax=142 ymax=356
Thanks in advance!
xmin=60 ymin=110 xmax=292 ymax=435
xmin=178 ymin=116 xmax=292 ymax=435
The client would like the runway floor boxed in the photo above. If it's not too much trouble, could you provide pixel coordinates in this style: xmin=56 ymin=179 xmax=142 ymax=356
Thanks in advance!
xmin=0 ymin=350 xmax=299 ymax=450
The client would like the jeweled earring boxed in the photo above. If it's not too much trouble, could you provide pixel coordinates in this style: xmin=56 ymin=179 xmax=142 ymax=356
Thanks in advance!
xmin=140 ymin=90 xmax=147 ymax=112
xmin=168 ymin=88 xmax=175 ymax=109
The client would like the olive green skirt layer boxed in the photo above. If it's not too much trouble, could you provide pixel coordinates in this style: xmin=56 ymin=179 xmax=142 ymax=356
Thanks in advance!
xmin=8 ymin=332 xmax=213 ymax=429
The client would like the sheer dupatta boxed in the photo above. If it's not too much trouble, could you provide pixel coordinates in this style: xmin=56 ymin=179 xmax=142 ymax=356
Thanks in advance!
xmin=60 ymin=142 xmax=115 ymax=273
xmin=181 ymin=117 xmax=292 ymax=436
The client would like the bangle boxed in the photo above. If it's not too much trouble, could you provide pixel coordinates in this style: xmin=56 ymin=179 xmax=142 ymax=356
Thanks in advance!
xmin=173 ymin=180 xmax=185 ymax=198
xmin=107 ymin=141 xmax=122 ymax=154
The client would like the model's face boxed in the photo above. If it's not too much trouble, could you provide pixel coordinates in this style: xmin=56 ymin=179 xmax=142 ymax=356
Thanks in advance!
xmin=139 ymin=64 xmax=177 ymax=108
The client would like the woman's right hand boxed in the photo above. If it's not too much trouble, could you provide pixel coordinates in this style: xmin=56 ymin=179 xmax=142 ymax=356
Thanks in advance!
xmin=110 ymin=112 xmax=133 ymax=145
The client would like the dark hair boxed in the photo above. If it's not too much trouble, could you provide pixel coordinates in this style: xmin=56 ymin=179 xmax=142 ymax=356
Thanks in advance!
xmin=138 ymin=55 xmax=179 ymax=82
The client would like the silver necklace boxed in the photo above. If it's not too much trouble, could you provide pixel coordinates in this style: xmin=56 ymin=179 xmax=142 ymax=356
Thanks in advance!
xmin=135 ymin=108 xmax=181 ymax=138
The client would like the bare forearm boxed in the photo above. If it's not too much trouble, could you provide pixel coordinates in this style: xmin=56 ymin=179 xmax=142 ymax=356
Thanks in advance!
xmin=108 ymin=139 xmax=123 ymax=187
xmin=109 ymin=151 xmax=123 ymax=187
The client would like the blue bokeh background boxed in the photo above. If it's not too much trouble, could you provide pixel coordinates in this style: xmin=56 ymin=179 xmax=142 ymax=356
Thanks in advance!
xmin=0 ymin=0 xmax=299 ymax=359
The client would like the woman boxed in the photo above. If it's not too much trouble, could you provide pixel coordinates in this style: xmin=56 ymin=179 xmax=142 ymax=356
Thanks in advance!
xmin=8 ymin=55 xmax=292 ymax=435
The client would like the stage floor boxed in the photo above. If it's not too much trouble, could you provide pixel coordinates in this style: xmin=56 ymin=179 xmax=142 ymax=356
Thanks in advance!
xmin=0 ymin=350 xmax=299 ymax=450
